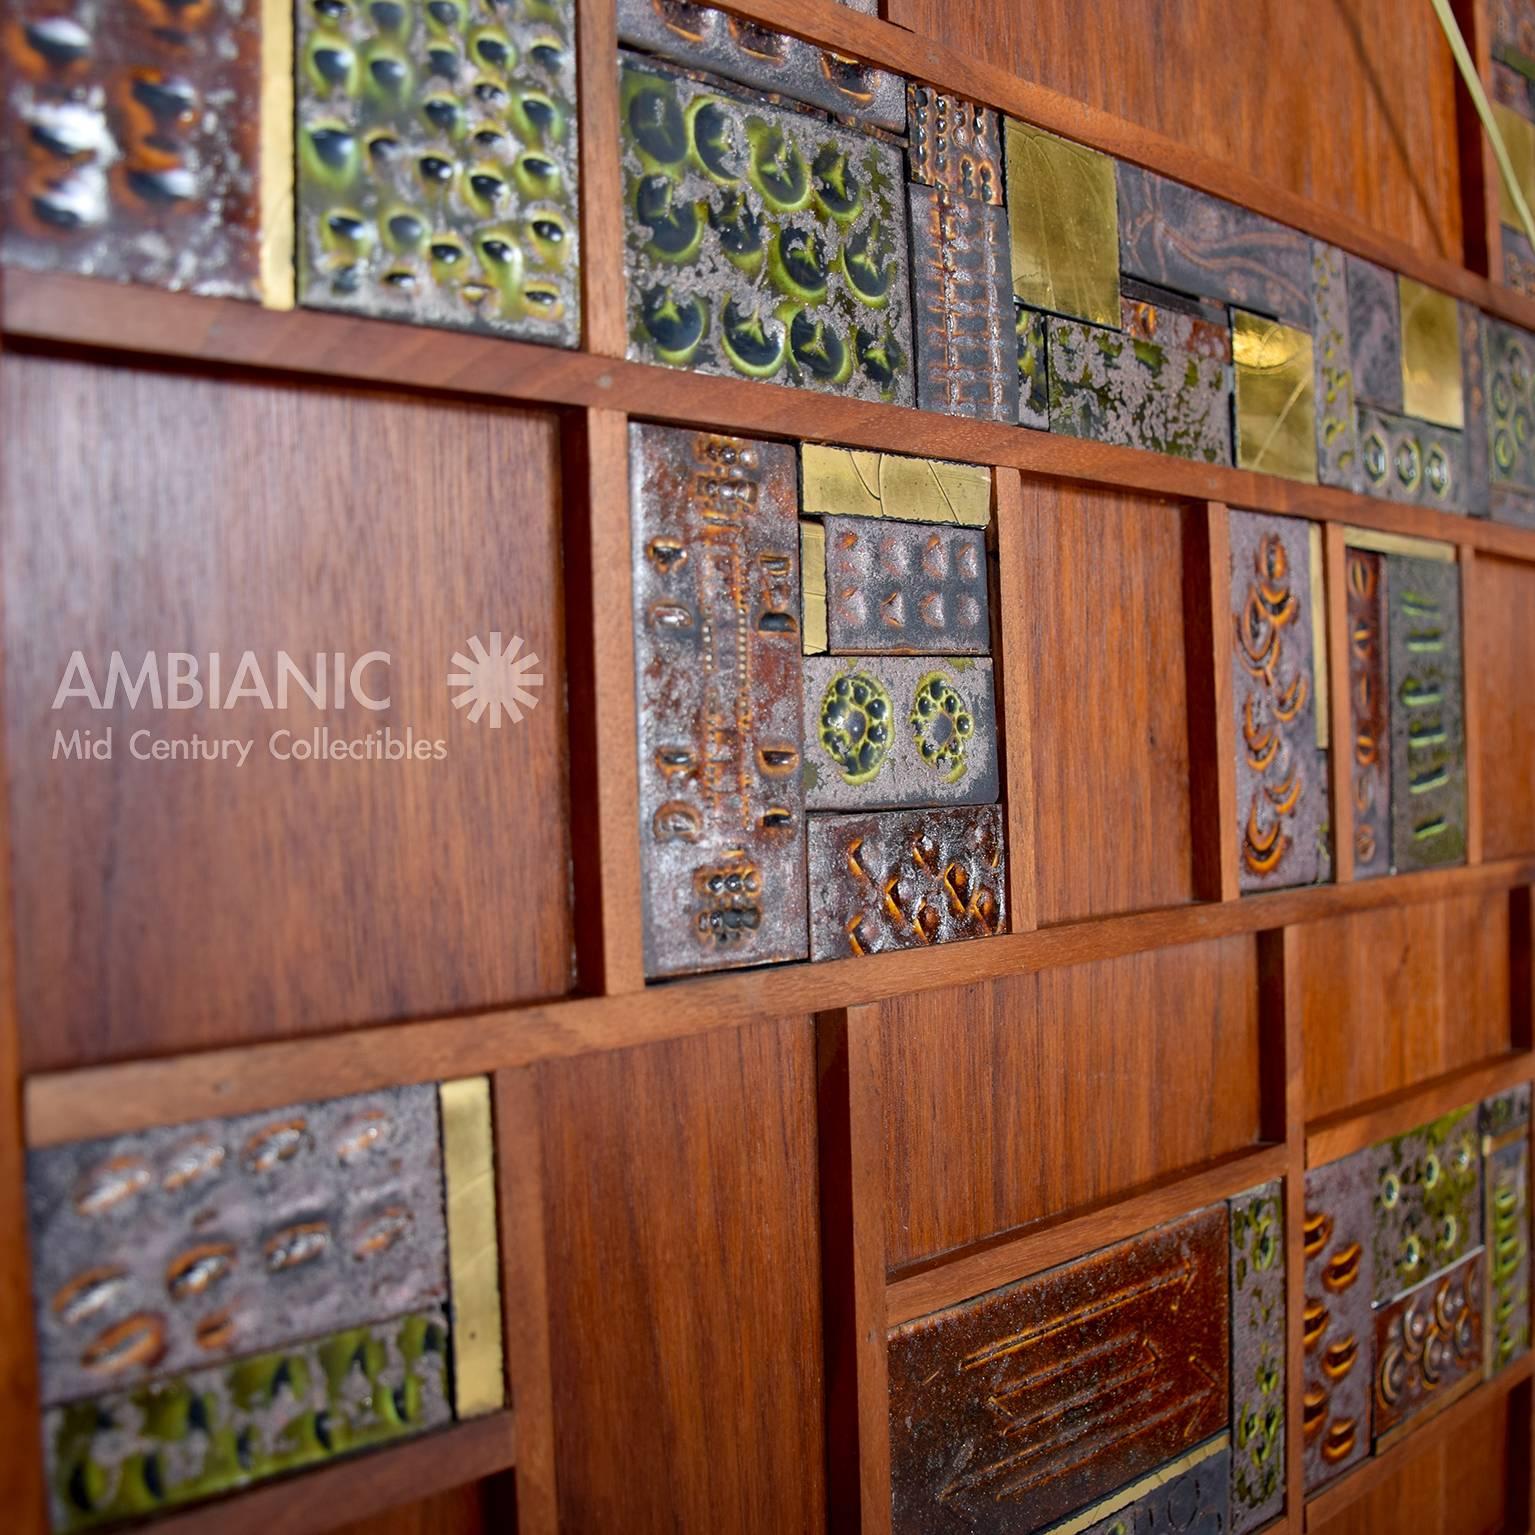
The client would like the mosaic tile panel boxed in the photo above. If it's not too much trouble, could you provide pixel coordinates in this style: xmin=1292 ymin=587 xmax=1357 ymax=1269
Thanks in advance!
xmin=1229 ymin=511 xmax=1327 ymax=893
xmin=630 ymin=422 xmax=808 ymax=978
xmin=799 ymin=446 xmax=991 ymax=526
xmin=1345 ymin=548 xmax=1391 ymax=879
xmin=1373 ymin=1250 xmax=1483 ymax=1444
xmin=614 ymin=0 xmax=906 ymax=131
xmin=820 ymin=515 xmax=990 ymax=655
xmin=1228 ymin=1183 xmax=1285 ymax=1535
xmin=1484 ymin=1130 xmax=1531 ymax=1378
xmin=1387 ymin=554 xmax=1466 ymax=871
xmin=1372 ymin=1108 xmax=1481 ymax=1303
xmin=1302 ymin=1150 xmax=1375 ymax=1491
xmin=1311 ymin=243 xmax=1363 ymax=493
xmin=806 ymin=803 xmax=1005 ymax=959
xmin=1116 ymin=163 xmax=1312 ymax=329
xmin=1233 ymin=311 xmax=1319 ymax=484
xmin=1062 ymin=1438 xmax=1231 ymax=1535
xmin=802 ymin=654 xmax=998 ymax=810
xmin=907 ymin=84 xmax=1002 ymax=204
xmin=621 ymin=55 xmax=913 ymax=404
xmin=1 ymin=0 xmax=261 ymax=295
xmin=1460 ymin=301 xmax=1491 ymax=516
xmin=45 ymin=1308 xmax=451 ymax=1532
xmin=1357 ymin=407 xmax=1468 ymax=513
xmin=1015 ymin=301 xmax=1049 ymax=429
xmin=1344 ymin=255 xmax=1402 ymax=414
xmin=26 ymin=1087 xmax=447 ymax=1408
xmin=1046 ymin=311 xmax=1232 ymax=465
xmin=887 ymin=1206 xmax=1229 ymax=1535
xmin=907 ymin=184 xmax=1019 ymax=421
xmin=295 ymin=0 xmax=580 ymax=342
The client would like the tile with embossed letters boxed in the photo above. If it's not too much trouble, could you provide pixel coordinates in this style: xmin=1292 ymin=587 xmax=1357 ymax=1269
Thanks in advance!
xmin=26 ymin=1086 xmax=448 ymax=1408
xmin=1482 ymin=1094 xmax=1530 ymax=1378
xmin=1228 ymin=511 xmax=1328 ymax=892
xmin=1373 ymin=1249 xmax=1483 ymax=1446
xmin=1229 ymin=1183 xmax=1284 ymax=1534
xmin=1054 ymin=1438 xmax=1231 ymax=1535
xmin=821 ymin=516 xmax=990 ymax=655
xmin=803 ymin=654 xmax=998 ymax=810
xmin=908 ymin=184 xmax=1019 ymax=421
xmin=807 ymin=803 xmax=1005 ymax=958
xmin=1302 ymin=1149 xmax=1375 ymax=1491
xmin=1345 ymin=548 xmax=1391 ymax=879
xmin=614 ymin=0 xmax=905 ymax=130
xmin=1345 ymin=255 xmax=1402 ymax=412
xmin=296 ymin=0 xmax=581 ymax=343
xmin=887 ymin=1205 xmax=1229 ymax=1535
xmin=1116 ymin=162 xmax=1312 ymax=329
xmin=44 ymin=1308 xmax=452 ymax=1532
xmin=1372 ymin=1107 xmax=1481 ymax=1303
xmin=1015 ymin=301 xmax=1049 ymax=428
xmin=1311 ymin=243 xmax=1363 ymax=493
xmin=1399 ymin=278 xmax=1464 ymax=430
xmin=2 ymin=0 xmax=262 ymax=296
xmin=907 ymin=84 xmax=1002 ymax=204
xmin=1357 ymin=407 xmax=1468 ymax=513
xmin=799 ymin=445 xmax=991 ymax=526
xmin=1387 ymin=553 xmax=1466 ymax=870
xmin=630 ymin=422 xmax=808 ymax=978
xmin=1233 ymin=311 xmax=1318 ymax=484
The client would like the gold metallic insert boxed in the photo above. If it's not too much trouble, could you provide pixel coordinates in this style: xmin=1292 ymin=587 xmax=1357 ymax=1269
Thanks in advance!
xmin=1309 ymin=520 xmax=1329 ymax=752
xmin=1341 ymin=526 xmax=1457 ymax=563
xmin=799 ymin=445 xmax=991 ymax=527
xmin=1036 ymin=1434 xmax=1230 ymax=1535
xmin=1485 ymin=1125 xmax=1531 ymax=1157
xmin=1233 ymin=310 xmax=1319 ymax=484
xmin=1398 ymin=278 xmax=1464 ymax=430
xmin=440 ymin=1076 xmax=504 ymax=1418
xmin=799 ymin=520 xmax=827 ymax=655
xmin=259 ymin=0 xmax=296 ymax=310
xmin=1494 ymin=102 xmax=1535 ymax=228
xmin=1004 ymin=119 xmax=1121 ymax=328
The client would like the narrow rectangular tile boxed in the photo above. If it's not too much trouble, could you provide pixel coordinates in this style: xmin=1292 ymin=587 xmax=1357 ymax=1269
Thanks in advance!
xmin=630 ymin=422 xmax=809 ymax=978
xmin=888 ymin=1206 xmax=1229 ymax=1535
xmin=1345 ymin=547 xmax=1392 ymax=880
xmin=1116 ymin=162 xmax=1312 ymax=329
xmin=1387 ymin=554 xmax=1467 ymax=870
xmin=621 ymin=56 xmax=913 ymax=405
xmin=1004 ymin=120 xmax=1120 ymax=328
xmin=1346 ymin=255 xmax=1403 ymax=413
xmin=1483 ymin=1127 xmax=1531 ymax=1378
xmin=1311 ymin=243 xmax=1364 ymax=493
xmin=800 ymin=519 xmax=828 ymax=655
xmin=1460 ymin=301 xmax=1491 ymax=517
xmin=907 ymin=84 xmax=1003 ymax=204
xmin=296 ymin=0 xmax=581 ymax=343
xmin=908 ymin=185 xmax=1019 ymax=421
xmin=1373 ymin=1250 xmax=1484 ymax=1445
xmin=1487 ymin=314 xmax=1535 ymax=503
xmin=1120 ymin=283 xmax=1230 ymax=361
xmin=806 ymin=804 xmax=1006 ymax=959
xmin=799 ymin=445 xmax=991 ymax=526
xmin=803 ymin=655 xmax=998 ymax=810
xmin=26 ymin=1087 xmax=448 ymax=1408
xmin=1371 ymin=1107 xmax=1481 ymax=1303
xmin=1399 ymin=278 xmax=1465 ymax=430
xmin=1044 ymin=1438 xmax=1231 ymax=1535
xmin=1233 ymin=311 xmax=1319 ymax=484
xmin=1229 ymin=1183 xmax=1285 ymax=1534
xmin=1229 ymin=511 xmax=1328 ymax=892
xmin=1357 ymin=406 xmax=1468 ymax=512
xmin=1302 ymin=1150 xmax=1376 ymax=1492
xmin=822 ymin=515 xmax=990 ymax=654
xmin=1015 ymin=301 xmax=1050 ymax=428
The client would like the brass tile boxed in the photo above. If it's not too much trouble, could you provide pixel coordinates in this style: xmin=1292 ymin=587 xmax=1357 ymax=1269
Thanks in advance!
xmin=259 ymin=0 xmax=295 ymax=310
xmin=1233 ymin=310 xmax=1319 ymax=483
xmin=1493 ymin=101 xmax=1535 ymax=220
xmin=1003 ymin=120 xmax=1120 ymax=328
xmin=1399 ymin=278 xmax=1464 ymax=429
xmin=800 ymin=519 xmax=828 ymax=655
xmin=1341 ymin=526 xmax=1457 ymax=562
xmin=1309 ymin=520 xmax=1329 ymax=752
xmin=440 ymin=1076 xmax=505 ymax=1418
xmin=799 ymin=445 xmax=991 ymax=527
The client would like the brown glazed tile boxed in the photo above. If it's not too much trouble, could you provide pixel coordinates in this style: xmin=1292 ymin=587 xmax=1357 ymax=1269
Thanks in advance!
xmin=806 ymin=803 xmax=1005 ymax=959
xmin=1345 ymin=548 xmax=1391 ymax=879
xmin=630 ymin=422 xmax=809 ymax=978
xmin=1373 ymin=1249 xmax=1484 ymax=1444
xmin=2 ymin=0 xmax=261 ymax=295
xmin=907 ymin=83 xmax=1003 ymax=204
xmin=887 ymin=1205 xmax=1229 ymax=1535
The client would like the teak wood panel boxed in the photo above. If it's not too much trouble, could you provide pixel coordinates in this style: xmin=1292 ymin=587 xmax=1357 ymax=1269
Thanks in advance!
xmin=1471 ymin=554 xmax=1535 ymax=862
xmin=1296 ymin=889 xmax=1515 ymax=1121
xmin=887 ymin=0 xmax=1465 ymax=264
xmin=1 ymin=354 xmax=574 ymax=1073
xmin=535 ymin=1016 xmax=826 ymax=1534
xmin=1017 ymin=479 xmax=1198 ymax=923
xmin=878 ymin=935 xmax=1262 ymax=1269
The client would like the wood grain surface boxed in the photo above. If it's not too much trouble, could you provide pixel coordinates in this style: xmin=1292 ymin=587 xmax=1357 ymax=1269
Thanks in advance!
xmin=1471 ymin=553 xmax=1535 ymax=861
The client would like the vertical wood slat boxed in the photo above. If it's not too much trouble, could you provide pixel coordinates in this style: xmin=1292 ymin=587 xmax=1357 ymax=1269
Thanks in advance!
xmin=563 ymin=406 xmax=645 ymax=993
xmin=494 ymin=1068 xmax=558 ymax=1535
xmin=576 ymin=0 xmax=627 ymax=356
xmin=993 ymin=468 xmax=1039 ymax=934
xmin=1453 ymin=0 xmax=1505 ymax=279
xmin=1462 ymin=549 xmax=1486 ymax=867
xmin=1323 ymin=522 xmax=1357 ymax=884
xmin=1183 ymin=500 xmax=1240 ymax=903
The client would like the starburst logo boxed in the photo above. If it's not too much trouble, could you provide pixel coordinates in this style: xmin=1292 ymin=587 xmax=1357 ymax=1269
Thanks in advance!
xmin=447 ymin=632 xmax=543 ymax=728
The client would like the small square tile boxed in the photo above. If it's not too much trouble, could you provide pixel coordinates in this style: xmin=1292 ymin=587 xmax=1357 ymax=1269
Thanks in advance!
xmin=1399 ymin=278 xmax=1464 ymax=430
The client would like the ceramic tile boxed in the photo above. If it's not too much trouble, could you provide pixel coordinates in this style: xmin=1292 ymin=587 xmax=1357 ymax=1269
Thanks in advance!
xmin=1357 ymin=406 xmax=1468 ymax=513
xmin=1345 ymin=255 xmax=1402 ymax=413
xmin=1229 ymin=1183 xmax=1285 ymax=1534
xmin=1015 ymin=301 xmax=1050 ymax=428
xmin=1345 ymin=548 xmax=1391 ymax=879
xmin=1311 ymin=243 xmax=1363 ymax=493
xmin=1460 ymin=301 xmax=1491 ymax=516
xmin=1483 ymin=1129 xmax=1531 ymax=1378
xmin=907 ymin=84 xmax=1002 ymax=204
xmin=1053 ymin=1439 xmax=1231 ymax=1535
xmin=1372 ymin=1108 xmax=1481 ymax=1302
xmin=1373 ymin=1250 xmax=1483 ymax=1445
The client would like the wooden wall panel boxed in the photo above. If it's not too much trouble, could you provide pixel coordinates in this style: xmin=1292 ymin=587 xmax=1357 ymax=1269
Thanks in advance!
xmin=1298 ymin=891 xmax=1513 ymax=1121
xmin=1472 ymin=555 xmax=1535 ymax=861
xmin=889 ymin=0 xmax=1464 ymax=262
xmin=2 ymin=355 xmax=573 ymax=1073
xmin=536 ymin=1016 xmax=826 ymax=1534
xmin=1017 ymin=480 xmax=1196 ymax=924
xmin=880 ymin=936 xmax=1262 ymax=1269
xmin=329 ymin=1483 xmax=498 ymax=1535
